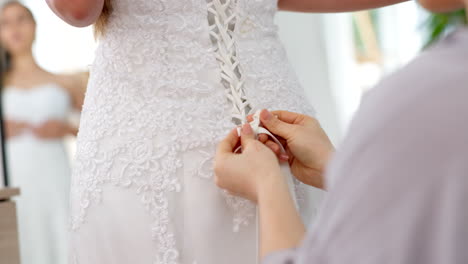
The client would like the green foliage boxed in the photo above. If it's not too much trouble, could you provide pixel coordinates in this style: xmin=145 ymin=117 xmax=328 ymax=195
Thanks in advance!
xmin=425 ymin=10 xmax=467 ymax=48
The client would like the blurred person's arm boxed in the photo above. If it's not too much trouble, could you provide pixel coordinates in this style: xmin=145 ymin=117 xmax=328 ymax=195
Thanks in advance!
xmin=67 ymin=72 xmax=88 ymax=111
xmin=4 ymin=120 xmax=29 ymax=139
xmin=278 ymin=0 xmax=408 ymax=12
xmin=33 ymin=120 xmax=78 ymax=138
xmin=57 ymin=72 xmax=88 ymax=111
xmin=46 ymin=0 xmax=104 ymax=27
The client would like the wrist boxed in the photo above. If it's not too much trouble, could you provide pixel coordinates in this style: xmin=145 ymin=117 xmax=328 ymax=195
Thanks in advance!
xmin=307 ymin=147 xmax=334 ymax=190
xmin=257 ymin=169 xmax=289 ymax=204
xmin=256 ymin=167 xmax=306 ymax=258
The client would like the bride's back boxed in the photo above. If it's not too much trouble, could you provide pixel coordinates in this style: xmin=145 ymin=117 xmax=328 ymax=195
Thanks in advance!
xmin=70 ymin=1 xmax=319 ymax=263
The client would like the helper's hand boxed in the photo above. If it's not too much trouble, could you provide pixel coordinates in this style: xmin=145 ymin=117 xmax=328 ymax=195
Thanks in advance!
xmin=214 ymin=123 xmax=285 ymax=203
xmin=255 ymin=109 xmax=334 ymax=190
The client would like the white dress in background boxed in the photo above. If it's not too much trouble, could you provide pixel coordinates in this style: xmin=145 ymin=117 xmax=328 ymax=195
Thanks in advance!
xmin=3 ymin=84 xmax=71 ymax=264
xmin=70 ymin=1 xmax=322 ymax=263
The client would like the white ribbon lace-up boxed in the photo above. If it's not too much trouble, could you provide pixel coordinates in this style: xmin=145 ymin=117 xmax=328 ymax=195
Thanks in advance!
xmin=207 ymin=0 xmax=286 ymax=155
xmin=234 ymin=110 xmax=286 ymax=154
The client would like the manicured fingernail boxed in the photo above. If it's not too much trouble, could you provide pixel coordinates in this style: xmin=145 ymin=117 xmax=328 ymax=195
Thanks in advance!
xmin=242 ymin=123 xmax=253 ymax=135
xmin=236 ymin=127 xmax=242 ymax=137
xmin=260 ymin=109 xmax=272 ymax=121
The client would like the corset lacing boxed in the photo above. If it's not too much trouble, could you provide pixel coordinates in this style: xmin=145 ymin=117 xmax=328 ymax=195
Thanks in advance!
xmin=206 ymin=0 xmax=286 ymax=154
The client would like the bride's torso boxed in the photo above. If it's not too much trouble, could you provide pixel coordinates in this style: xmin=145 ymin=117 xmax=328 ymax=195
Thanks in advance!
xmin=3 ymin=84 xmax=72 ymax=187
xmin=82 ymin=0 xmax=314 ymax=145
xmin=2 ymin=83 xmax=72 ymax=153
xmin=3 ymin=83 xmax=72 ymax=141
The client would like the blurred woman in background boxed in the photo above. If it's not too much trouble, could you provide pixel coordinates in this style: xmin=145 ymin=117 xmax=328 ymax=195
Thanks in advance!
xmin=0 ymin=1 xmax=86 ymax=263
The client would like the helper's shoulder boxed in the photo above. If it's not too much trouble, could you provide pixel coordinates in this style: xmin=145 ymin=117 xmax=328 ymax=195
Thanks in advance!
xmin=354 ymin=28 xmax=468 ymax=138
xmin=335 ymin=28 xmax=468 ymax=179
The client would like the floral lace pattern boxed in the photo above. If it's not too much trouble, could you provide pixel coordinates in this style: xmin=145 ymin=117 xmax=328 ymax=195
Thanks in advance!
xmin=69 ymin=0 xmax=316 ymax=263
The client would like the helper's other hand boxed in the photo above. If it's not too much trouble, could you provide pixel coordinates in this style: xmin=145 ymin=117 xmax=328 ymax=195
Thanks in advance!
xmin=254 ymin=109 xmax=334 ymax=190
xmin=214 ymin=123 xmax=285 ymax=203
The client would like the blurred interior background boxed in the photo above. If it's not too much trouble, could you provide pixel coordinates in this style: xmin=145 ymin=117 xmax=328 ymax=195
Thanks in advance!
xmin=0 ymin=0 xmax=465 ymax=263
xmin=278 ymin=1 xmax=429 ymax=145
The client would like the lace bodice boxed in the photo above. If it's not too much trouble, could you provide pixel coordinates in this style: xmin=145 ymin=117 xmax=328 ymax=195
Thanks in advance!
xmin=70 ymin=1 xmax=316 ymax=263
xmin=81 ymin=0 xmax=313 ymax=149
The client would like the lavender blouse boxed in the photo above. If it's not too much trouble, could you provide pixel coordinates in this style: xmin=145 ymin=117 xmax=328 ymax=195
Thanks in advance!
xmin=264 ymin=28 xmax=468 ymax=264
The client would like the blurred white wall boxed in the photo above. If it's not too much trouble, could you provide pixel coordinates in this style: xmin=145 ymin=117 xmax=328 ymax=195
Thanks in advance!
xmin=276 ymin=12 xmax=343 ymax=145
xmin=22 ymin=0 xmax=96 ymax=73
xmin=321 ymin=13 xmax=362 ymax=134
xmin=379 ymin=2 xmax=426 ymax=72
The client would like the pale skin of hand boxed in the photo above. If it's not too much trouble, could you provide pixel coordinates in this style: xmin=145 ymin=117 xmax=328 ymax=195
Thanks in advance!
xmin=215 ymin=109 xmax=334 ymax=258
xmin=215 ymin=123 xmax=306 ymax=259
xmin=249 ymin=109 xmax=334 ymax=190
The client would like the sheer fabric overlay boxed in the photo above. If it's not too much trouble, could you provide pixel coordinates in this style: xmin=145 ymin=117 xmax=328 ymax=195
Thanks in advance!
xmin=69 ymin=1 xmax=318 ymax=263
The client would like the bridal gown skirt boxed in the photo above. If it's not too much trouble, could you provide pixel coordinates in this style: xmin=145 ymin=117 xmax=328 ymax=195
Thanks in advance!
xmin=69 ymin=1 xmax=323 ymax=263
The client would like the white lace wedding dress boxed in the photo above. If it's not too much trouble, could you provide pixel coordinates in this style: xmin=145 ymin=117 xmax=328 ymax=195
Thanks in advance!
xmin=3 ymin=84 xmax=71 ymax=264
xmin=70 ymin=1 xmax=320 ymax=263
